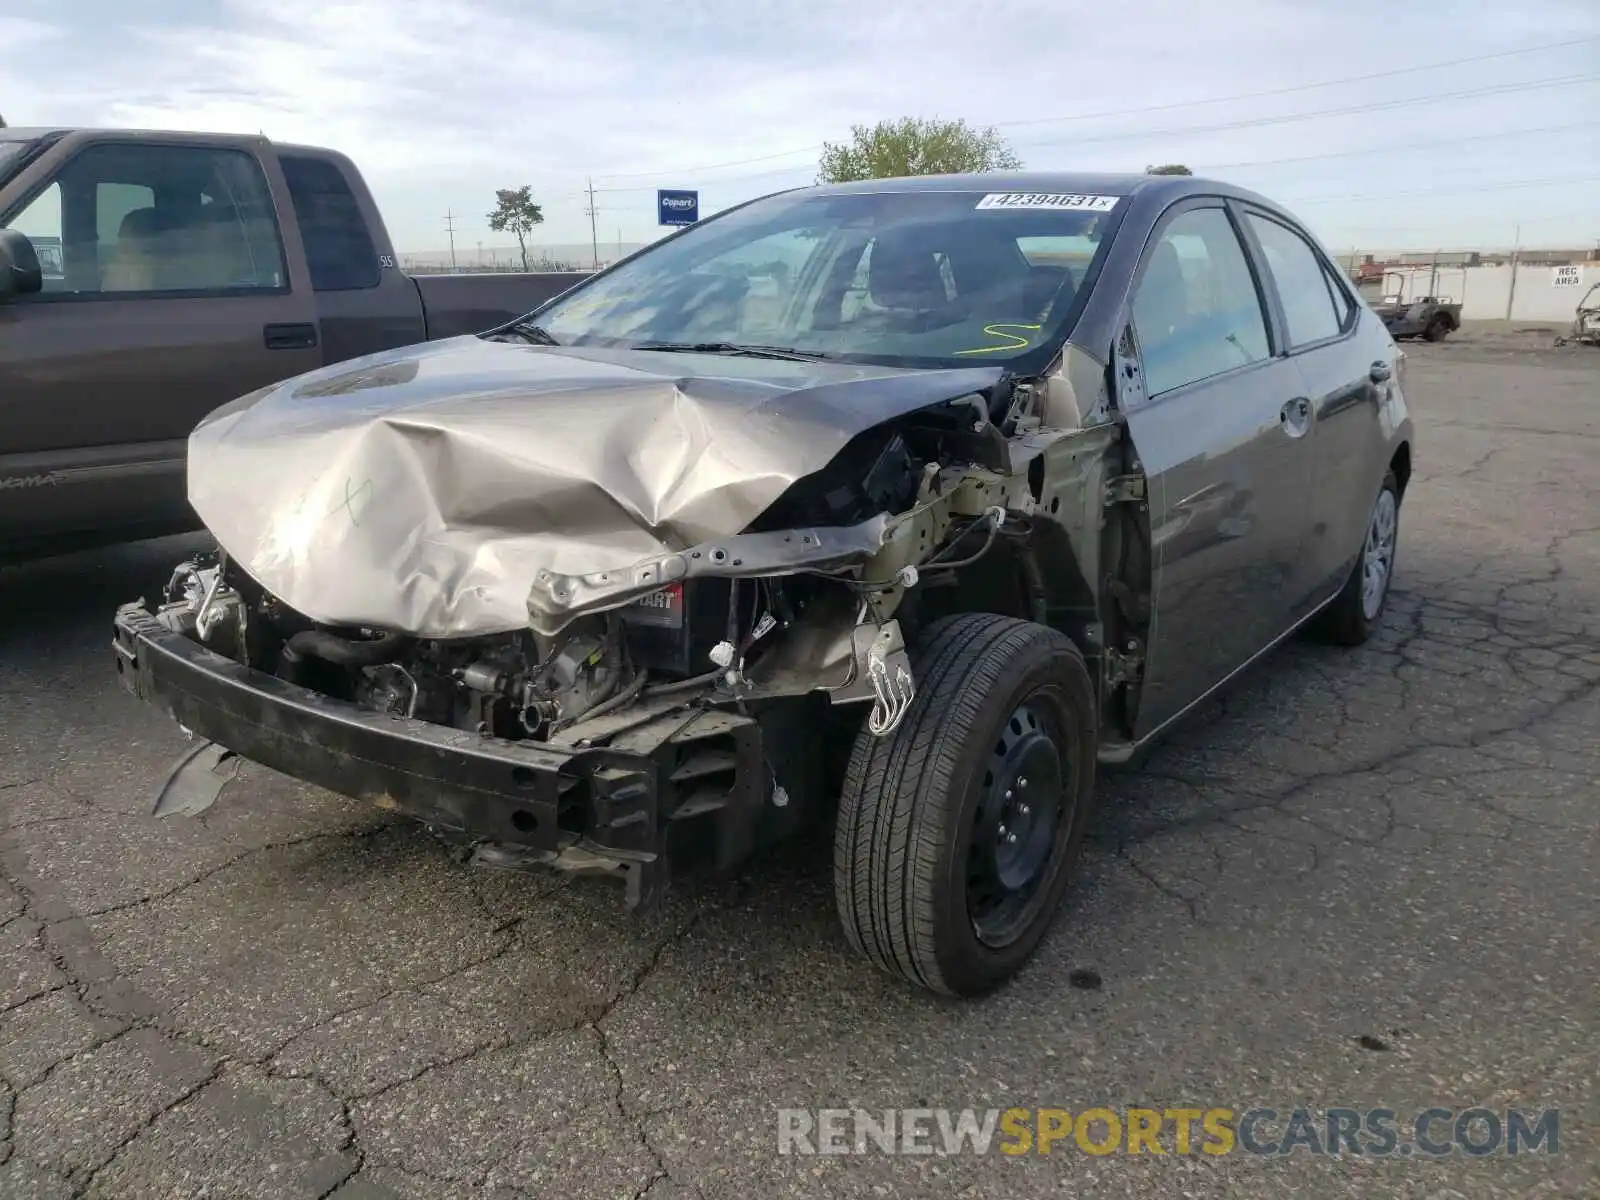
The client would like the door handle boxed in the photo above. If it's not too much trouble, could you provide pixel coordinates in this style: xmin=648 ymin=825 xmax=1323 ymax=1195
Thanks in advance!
xmin=263 ymin=322 xmax=318 ymax=350
xmin=1279 ymin=396 xmax=1312 ymax=438
xmin=1369 ymin=360 xmax=1392 ymax=383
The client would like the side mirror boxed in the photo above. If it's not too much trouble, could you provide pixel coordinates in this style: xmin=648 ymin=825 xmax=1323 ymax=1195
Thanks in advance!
xmin=0 ymin=228 xmax=43 ymax=300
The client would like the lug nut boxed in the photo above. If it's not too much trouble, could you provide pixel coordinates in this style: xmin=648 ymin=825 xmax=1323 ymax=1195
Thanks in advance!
xmin=1018 ymin=776 xmax=1029 ymax=789
xmin=1019 ymin=803 xmax=1031 ymax=816
xmin=1004 ymin=788 xmax=1013 ymax=800
xmin=1006 ymin=832 xmax=1018 ymax=844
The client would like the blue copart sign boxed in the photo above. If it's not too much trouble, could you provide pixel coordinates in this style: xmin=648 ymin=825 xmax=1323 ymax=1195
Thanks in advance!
xmin=657 ymin=189 xmax=699 ymax=226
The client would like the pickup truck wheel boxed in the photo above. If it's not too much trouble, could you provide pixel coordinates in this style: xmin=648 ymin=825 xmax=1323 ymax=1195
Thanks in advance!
xmin=833 ymin=614 xmax=1097 ymax=997
xmin=1423 ymin=313 xmax=1452 ymax=342
xmin=1313 ymin=470 xmax=1400 ymax=646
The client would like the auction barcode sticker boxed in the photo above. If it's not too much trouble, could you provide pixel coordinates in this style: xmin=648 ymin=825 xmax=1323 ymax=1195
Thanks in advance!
xmin=975 ymin=193 xmax=1120 ymax=212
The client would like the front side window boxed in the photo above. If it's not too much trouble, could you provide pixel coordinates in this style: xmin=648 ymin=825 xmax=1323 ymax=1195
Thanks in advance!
xmin=280 ymin=154 xmax=380 ymax=291
xmin=527 ymin=189 xmax=1121 ymax=369
xmin=7 ymin=181 xmax=64 ymax=280
xmin=0 ymin=142 xmax=285 ymax=296
xmin=1246 ymin=212 xmax=1344 ymax=348
xmin=1131 ymin=207 xmax=1270 ymax=396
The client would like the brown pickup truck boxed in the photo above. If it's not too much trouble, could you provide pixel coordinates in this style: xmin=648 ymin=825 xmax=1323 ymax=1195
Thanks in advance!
xmin=0 ymin=127 xmax=592 ymax=559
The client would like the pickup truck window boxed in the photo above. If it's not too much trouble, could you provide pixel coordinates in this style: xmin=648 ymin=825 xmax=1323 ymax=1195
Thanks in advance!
xmin=0 ymin=142 xmax=286 ymax=297
xmin=280 ymin=154 xmax=380 ymax=291
xmin=7 ymin=182 xmax=65 ymax=280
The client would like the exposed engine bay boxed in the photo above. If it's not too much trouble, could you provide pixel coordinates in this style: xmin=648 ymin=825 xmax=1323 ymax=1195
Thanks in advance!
xmin=118 ymin=338 xmax=1146 ymax=912
xmin=149 ymin=355 xmax=1135 ymax=752
xmin=158 ymin=556 xmax=902 ymax=740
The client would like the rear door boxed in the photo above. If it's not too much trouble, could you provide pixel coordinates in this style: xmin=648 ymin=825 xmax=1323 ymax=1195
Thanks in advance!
xmin=0 ymin=134 xmax=318 ymax=541
xmin=1117 ymin=200 xmax=1315 ymax=737
xmin=1238 ymin=207 xmax=1394 ymax=610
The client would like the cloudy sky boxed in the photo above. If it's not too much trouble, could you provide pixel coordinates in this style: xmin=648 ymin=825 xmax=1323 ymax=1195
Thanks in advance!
xmin=2 ymin=0 xmax=1596 ymax=258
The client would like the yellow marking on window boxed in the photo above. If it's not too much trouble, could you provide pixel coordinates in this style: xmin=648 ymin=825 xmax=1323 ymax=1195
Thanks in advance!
xmin=953 ymin=323 xmax=1043 ymax=355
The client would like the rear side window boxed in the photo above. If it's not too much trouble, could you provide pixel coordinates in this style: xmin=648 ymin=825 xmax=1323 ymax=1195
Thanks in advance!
xmin=1245 ymin=213 xmax=1345 ymax=348
xmin=1131 ymin=207 xmax=1271 ymax=397
xmin=0 ymin=142 xmax=286 ymax=295
xmin=1323 ymin=260 xmax=1356 ymax=328
xmin=280 ymin=155 xmax=380 ymax=291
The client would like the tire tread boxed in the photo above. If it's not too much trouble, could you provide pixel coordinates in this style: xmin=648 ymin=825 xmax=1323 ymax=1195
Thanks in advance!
xmin=835 ymin=613 xmax=1089 ymax=995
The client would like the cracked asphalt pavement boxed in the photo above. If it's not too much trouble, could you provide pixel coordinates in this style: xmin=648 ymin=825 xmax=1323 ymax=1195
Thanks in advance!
xmin=1 ymin=326 xmax=1596 ymax=1198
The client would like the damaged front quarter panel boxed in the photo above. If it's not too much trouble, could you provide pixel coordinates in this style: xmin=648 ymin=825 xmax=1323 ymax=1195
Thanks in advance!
xmin=184 ymin=336 xmax=1004 ymax=641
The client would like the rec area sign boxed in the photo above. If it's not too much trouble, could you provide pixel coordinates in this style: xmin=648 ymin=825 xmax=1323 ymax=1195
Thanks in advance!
xmin=657 ymin=189 xmax=699 ymax=227
xmin=1552 ymin=265 xmax=1586 ymax=287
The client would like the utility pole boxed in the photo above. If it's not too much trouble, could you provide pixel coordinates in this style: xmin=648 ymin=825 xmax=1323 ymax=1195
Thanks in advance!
xmin=584 ymin=178 xmax=600 ymax=270
xmin=1505 ymin=223 xmax=1522 ymax=321
xmin=444 ymin=210 xmax=458 ymax=272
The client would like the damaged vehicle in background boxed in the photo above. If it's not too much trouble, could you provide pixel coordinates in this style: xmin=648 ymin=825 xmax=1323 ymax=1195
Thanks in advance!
xmin=111 ymin=172 xmax=1414 ymax=997
xmin=1554 ymin=280 xmax=1600 ymax=347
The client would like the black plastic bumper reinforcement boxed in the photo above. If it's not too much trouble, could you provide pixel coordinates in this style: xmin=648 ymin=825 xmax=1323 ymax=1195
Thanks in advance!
xmin=111 ymin=603 xmax=765 ymax=909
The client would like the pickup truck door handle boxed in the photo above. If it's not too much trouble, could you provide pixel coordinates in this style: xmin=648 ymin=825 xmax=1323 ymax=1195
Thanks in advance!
xmin=263 ymin=322 xmax=318 ymax=351
xmin=1369 ymin=360 xmax=1392 ymax=384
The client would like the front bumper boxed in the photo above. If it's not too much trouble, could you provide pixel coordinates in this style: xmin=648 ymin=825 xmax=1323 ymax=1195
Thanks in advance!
xmin=111 ymin=603 xmax=766 ymax=907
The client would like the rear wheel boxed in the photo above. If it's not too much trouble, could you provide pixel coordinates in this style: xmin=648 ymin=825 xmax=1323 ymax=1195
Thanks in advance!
xmin=1313 ymin=470 xmax=1400 ymax=646
xmin=833 ymin=614 xmax=1097 ymax=996
xmin=1423 ymin=313 xmax=1452 ymax=342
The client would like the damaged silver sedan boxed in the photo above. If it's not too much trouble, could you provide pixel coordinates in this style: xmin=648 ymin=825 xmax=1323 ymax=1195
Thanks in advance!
xmin=112 ymin=172 xmax=1414 ymax=996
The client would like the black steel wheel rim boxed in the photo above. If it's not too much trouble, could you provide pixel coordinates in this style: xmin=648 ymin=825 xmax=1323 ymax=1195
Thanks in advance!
xmin=966 ymin=690 xmax=1073 ymax=949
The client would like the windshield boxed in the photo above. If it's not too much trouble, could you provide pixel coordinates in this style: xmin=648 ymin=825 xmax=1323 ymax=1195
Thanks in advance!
xmin=528 ymin=188 xmax=1122 ymax=368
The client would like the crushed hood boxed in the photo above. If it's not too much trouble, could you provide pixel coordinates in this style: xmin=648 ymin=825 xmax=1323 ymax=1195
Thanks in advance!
xmin=188 ymin=336 xmax=1001 ymax=638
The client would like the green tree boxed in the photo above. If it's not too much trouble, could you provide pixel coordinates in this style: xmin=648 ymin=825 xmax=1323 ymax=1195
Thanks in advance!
xmin=487 ymin=186 xmax=545 ymax=271
xmin=818 ymin=117 xmax=1022 ymax=183
xmin=1145 ymin=163 xmax=1193 ymax=176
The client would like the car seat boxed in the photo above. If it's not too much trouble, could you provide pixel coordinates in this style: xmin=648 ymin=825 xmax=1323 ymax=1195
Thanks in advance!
xmin=101 ymin=207 xmax=171 ymax=291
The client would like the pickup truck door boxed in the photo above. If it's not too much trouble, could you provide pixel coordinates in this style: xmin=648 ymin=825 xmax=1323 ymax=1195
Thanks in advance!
xmin=275 ymin=149 xmax=427 ymax=363
xmin=0 ymin=133 xmax=319 ymax=543
xmin=1114 ymin=200 xmax=1314 ymax=738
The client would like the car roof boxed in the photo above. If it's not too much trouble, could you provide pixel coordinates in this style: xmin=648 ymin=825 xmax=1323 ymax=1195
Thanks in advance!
xmin=797 ymin=169 xmax=1289 ymax=214
xmin=806 ymin=170 xmax=1156 ymax=197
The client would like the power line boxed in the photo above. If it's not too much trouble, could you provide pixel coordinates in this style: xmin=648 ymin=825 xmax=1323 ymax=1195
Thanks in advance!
xmin=1289 ymin=174 xmax=1600 ymax=205
xmin=579 ymin=76 xmax=1596 ymax=198
xmin=992 ymin=36 xmax=1600 ymax=133
xmin=1191 ymin=120 xmax=1600 ymax=172
xmin=443 ymin=209 xmax=458 ymax=271
xmin=591 ymin=143 xmax=822 ymax=183
xmin=579 ymin=116 xmax=1600 ymax=199
xmin=1006 ymin=74 xmax=1597 ymax=151
xmin=588 ymin=35 xmax=1597 ymax=183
